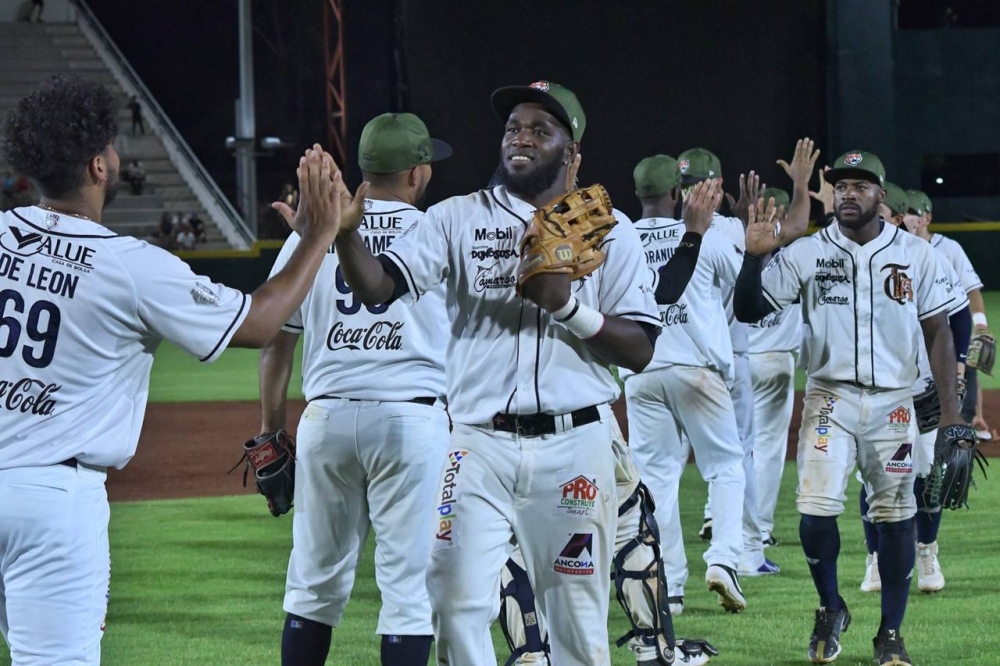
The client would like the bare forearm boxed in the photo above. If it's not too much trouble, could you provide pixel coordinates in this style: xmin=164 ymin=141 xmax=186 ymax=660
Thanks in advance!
xmin=259 ymin=330 xmax=298 ymax=432
xmin=335 ymin=231 xmax=395 ymax=305
xmin=780 ymin=182 xmax=811 ymax=243
xmin=582 ymin=316 xmax=654 ymax=373
xmin=924 ymin=315 xmax=961 ymax=423
xmin=968 ymin=289 xmax=986 ymax=317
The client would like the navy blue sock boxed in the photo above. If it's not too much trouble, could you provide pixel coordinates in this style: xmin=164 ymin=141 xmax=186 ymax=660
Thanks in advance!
xmin=914 ymin=477 xmax=943 ymax=543
xmin=381 ymin=634 xmax=433 ymax=666
xmin=876 ymin=519 xmax=916 ymax=633
xmin=859 ymin=486 xmax=879 ymax=554
xmin=799 ymin=514 xmax=842 ymax=610
xmin=282 ymin=613 xmax=332 ymax=666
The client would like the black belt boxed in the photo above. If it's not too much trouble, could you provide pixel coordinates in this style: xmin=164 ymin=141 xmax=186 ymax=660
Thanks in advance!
xmin=491 ymin=406 xmax=600 ymax=437
xmin=314 ymin=395 xmax=436 ymax=406
xmin=58 ymin=458 xmax=78 ymax=468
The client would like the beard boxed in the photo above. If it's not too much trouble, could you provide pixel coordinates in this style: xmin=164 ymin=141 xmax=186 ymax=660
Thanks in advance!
xmin=103 ymin=166 xmax=120 ymax=209
xmin=837 ymin=201 xmax=879 ymax=230
xmin=497 ymin=152 xmax=562 ymax=201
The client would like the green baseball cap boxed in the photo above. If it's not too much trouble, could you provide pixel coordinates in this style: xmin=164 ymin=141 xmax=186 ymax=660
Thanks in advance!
xmin=491 ymin=80 xmax=586 ymax=142
xmin=824 ymin=150 xmax=886 ymax=188
xmin=677 ymin=147 xmax=722 ymax=184
xmin=358 ymin=113 xmax=452 ymax=174
xmin=633 ymin=155 xmax=681 ymax=197
xmin=906 ymin=189 xmax=932 ymax=215
xmin=882 ymin=182 xmax=909 ymax=216
xmin=761 ymin=187 xmax=790 ymax=210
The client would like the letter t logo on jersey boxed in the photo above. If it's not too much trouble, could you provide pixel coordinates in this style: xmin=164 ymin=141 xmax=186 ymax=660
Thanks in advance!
xmin=881 ymin=263 xmax=913 ymax=304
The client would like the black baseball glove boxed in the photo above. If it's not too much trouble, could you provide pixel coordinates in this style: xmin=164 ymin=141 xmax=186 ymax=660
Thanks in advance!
xmin=925 ymin=424 xmax=988 ymax=510
xmin=230 ymin=430 xmax=296 ymax=517
xmin=912 ymin=379 xmax=941 ymax=434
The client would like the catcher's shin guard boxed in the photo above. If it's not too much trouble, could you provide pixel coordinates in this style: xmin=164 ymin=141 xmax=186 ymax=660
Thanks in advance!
xmin=499 ymin=555 xmax=550 ymax=666
xmin=613 ymin=481 xmax=677 ymax=665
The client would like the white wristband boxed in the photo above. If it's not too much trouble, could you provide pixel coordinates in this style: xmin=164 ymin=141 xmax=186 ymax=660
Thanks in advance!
xmin=552 ymin=297 xmax=605 ymax=339
xmin=973 ymin=312 xmax=988 ymax=328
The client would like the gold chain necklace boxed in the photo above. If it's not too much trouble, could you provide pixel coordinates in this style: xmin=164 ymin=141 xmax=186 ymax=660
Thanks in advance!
xmin=36 ymin=203 xmax=95 ymax=222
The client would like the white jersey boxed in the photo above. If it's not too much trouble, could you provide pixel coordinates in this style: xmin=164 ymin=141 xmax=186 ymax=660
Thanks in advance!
xmin=0 ymin=206 xmax=249 ymax=469
xmin=270 ymin=199 xmax=446 ymax=402
xmin=380 ymin=185 xmax=659 ymax=424
xmin=761 ymin=221 xmax=955 ymax=390
xmin=930 ymin=233 xmax=982 ymax=293
xmin=914 ymin=247 xmax=971 ymax=390
xmin=621 ymin=217 xmax=739 ymax=381
xmin=748 ymin=302 xmax=803 ymax=354
xmin=710 ymin=213 xmax=748 ymax=354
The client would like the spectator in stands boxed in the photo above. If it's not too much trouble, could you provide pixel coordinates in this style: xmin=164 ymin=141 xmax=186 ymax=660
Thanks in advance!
xmin=175 ymin=222 xmax=196 ymax=251
xmin=155 ymin=211 xmax=175 ymax=249
xmin=128 ymin=96 xmax=146 ymax=136
xmin=280 ymin=182 xmax=298 ymax=209
xmin=188 ymin=211 xmax=206 ymax=243
xmin=122 ymin=160 xmax=146 ymax=195
xmin=25 ymin=0 xmax=44 ymax=22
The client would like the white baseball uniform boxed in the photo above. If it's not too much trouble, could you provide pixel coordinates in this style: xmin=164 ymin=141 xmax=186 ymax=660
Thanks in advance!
xmin=379 ymin=185 xmax=659 ymax=666
xmin=929 ymin=234 xmax=983 ymax=293
xmin=747 ymin=300 xmax=802 ymax=542
xmin=0 ymin=206 xmax=250 ymax=664
xmin=269 ymin=199 xmax=449 ymax=636
xmin=760 ymin=221 xmax=955 ymax=522
xmin=622 ymin=218 xmax=745 ymax=598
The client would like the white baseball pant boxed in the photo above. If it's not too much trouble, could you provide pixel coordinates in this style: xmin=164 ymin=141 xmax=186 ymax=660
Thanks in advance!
xmin=748 ymin=351 xmax=796 ymax=540
xmin=284 ymin=398 xmax=449 ymax=635
xmin=0 ymin=463 xmax=110 ymax=666
xmin=625 ymin=365 xmax=745 ymax=597
xmin=730 ymin=353 xmax=765 ymax=569
xmin=427 ymin=407 xmax=617 ymax=666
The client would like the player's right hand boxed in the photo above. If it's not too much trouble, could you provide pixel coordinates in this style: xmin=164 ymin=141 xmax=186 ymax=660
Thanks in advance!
xmin=745 ymin=196 xmax=785 ymax=257
xmin=778 ymin=138 xmax=820 ymax=187
xmin=809 ymin=165 xmax=835 ymax=214
xmin=681 ymin=178 xmax=723 ymax=236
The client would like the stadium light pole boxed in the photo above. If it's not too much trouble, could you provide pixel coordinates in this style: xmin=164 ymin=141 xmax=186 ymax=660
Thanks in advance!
xmin=235 ymin=0 xmax=258 ymax=238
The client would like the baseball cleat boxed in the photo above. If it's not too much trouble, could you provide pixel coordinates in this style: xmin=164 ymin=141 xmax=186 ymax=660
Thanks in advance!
xmin=667 ymin=595 xmax=685 ymax=616
xmin=673 ymin=638 xmax=719 ymax=665
xmin=917 ymin=541 xmax=945 ymax=593
xmin=705 ymin=564 xmax=746 ymax=613
xmin=738 ymin=558 xmax=780 ymax=577
xmin=860 ymin=552 xmax=881 ymax=593
xmin=808 ymin=600 xmax=850 ymax=663
xmin=698 ymin=518 xmax=713 ymax=541
xmin=873 ymin=629 xmax=912 ymax=665
xmin=763 ymin=534 xmax=779 ymax=548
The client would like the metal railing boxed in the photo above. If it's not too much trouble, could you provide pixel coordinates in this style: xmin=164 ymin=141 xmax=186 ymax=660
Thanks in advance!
xmin=70 ymin=0 xmax=255 ymax=249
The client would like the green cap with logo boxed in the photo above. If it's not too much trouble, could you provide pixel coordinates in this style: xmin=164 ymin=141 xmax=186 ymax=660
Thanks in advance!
xmin=906 ymin=189 xmax=932 ymax=215
xmin=824 ymin=150 xmax=886 ymax=188
xmin=358 ymin=112 xmax=452 ymax=174
xmin=633 ymin=155 xmax=681 ymax=197
xmin=677 ymin=147 xmax=722 ymax=184
xmin=491 ymin=80 xmax=586 ymax=142
xmin=761 ymin=187 xmax=790 ymax=210
xmin=882 ymin=182 xmax=909 ymax=216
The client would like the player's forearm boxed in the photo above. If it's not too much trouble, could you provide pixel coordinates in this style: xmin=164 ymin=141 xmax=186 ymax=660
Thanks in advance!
xmin=335 ymin=231 xmax=396 ymax=305
xmin=923 ymin=313 xmax=962 ymax=423
xmin=231 ymin=238 xmax=328 ymax=348
xmin=582 ymin=316 xmax=655 ymax=373
xmin=949 ymin=305 xmax=972 ymax=363
xmin=259 ymin=330 xmax=298 ymax=432
xmin=734 ymin=254 xmax=776 ymax=323
xmin=780 ymin=182 xmax=810 ymax=243
xmin=654 ymin=232 xmax=701 ymax=304
xmin=968 ymin=289 xmax=986 ymax=318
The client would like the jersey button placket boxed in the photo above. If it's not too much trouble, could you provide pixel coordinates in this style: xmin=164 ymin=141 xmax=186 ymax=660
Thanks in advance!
xmin=855 ymin=254 xmax=873 ymax=385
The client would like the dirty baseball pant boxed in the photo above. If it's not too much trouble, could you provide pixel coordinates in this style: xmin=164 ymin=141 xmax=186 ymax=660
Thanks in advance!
xmin=284 ymin=398 xmax=449 ymax=635
xmin=0 ymin=463 xmax=110 ymax=666
xmin=748 ymin=351 xmax=796 ymax=539
xmin=797 ymin=379 xmax=918 ymax=522
xmin=625 ymin=365 xmax=745 ymax=597
xmin=427 ymin=406 xmax=617 ymax=666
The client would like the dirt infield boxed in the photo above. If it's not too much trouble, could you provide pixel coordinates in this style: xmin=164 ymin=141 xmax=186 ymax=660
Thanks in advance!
xmin=107 ymin=393 xmax=1000 ymax=502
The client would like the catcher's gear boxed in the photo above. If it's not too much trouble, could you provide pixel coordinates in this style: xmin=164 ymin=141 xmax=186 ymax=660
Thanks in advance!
xmin=967 ymin=328 xmax=996 ymax=375
xmin=516 ymin=184 xmax=617 ymax=295
xmin=230 ymin=430 xmax=296 ymax=517
xmin=926 ymin=424 xmax=988 ymax=510
xmin=499 ymin=555 xmax=550 ymax=665
xmin=912 ymin=379 xmax=941 ymax=434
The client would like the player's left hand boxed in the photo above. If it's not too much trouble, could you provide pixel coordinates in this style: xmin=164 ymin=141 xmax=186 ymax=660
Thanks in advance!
xmin=745 ymin=196 xmax=785 ymax=257
xmin=521 ymin=272 xmax=572 ymax=312
xmin=777 ymin=138 xmax=821 ymax=187
xmin=725 ymin=171 xmax=764 ymax=225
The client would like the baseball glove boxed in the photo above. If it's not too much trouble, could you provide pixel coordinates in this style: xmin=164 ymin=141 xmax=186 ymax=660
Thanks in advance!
xmin=967 ymin=328 xmax=996 ymax=375
xmin=912 ymin=379 xmax=941 ymax=434
xmin=516 ymin=184 xmax=618 ymax=296
xmin=230 ymin=430 xmax=296 ymax=517
xmin=925 ymin=424 xmax=989 ymax=510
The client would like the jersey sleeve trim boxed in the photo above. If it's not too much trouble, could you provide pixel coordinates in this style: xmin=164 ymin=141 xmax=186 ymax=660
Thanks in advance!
xmin=381 ymin=249 xmax=420 ymax=302
xmin=282 ymin=323 xmax=304 ymax=332
xmin=918 ymin=297 xmax=955 ymax=321
xmin=615 ymin=309 xmax=661 ymax=325
xmin=198 ymin=292 xmax=250 ymax=363
xmin=761 ymin=284 xmax=783 ymax=311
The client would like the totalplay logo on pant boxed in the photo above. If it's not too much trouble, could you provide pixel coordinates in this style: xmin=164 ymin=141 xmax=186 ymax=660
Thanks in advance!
xmin=435 ymin=450 xmax=468 ymax=548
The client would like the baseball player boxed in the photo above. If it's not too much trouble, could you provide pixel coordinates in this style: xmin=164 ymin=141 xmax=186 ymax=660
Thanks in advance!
xmin=624 ymin=153 xmax=750 ymax=616
xmin=735 ymin=150 xmax=963 ymax=666
xmin=0 ymin=75 xmax=353 ymax=665
xmin=334 ymin=81 xmax=660 ymax=666
xmin=260 ymin=113 xmax=452 ymax=666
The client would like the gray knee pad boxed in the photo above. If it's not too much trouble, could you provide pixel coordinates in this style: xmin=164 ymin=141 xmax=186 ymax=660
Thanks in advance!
xmin=612 ymin=481 xmax=677 ymax=665
xmin=499 ymin=555 xmax=549 ymax=666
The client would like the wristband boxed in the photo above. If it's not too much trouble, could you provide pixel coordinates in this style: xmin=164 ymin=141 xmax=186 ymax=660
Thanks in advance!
xmin=551 ymin=297 xmax=605 ymax=339
xmin=973 ymin=312 xmax=988 ymax=328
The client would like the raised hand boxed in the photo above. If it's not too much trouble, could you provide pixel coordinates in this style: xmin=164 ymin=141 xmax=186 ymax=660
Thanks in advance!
xmin=725 ymin=171 xmax=763 ymax=224
xmin=682 ymin=178 xmax=724 ymax=236
xmin=777 ymin=138 xmax=821 ymax=187
xmin=745 ymin=196 xmax=785 ymax=257
xmin=810 ymin=165 xmax=835 ymax=214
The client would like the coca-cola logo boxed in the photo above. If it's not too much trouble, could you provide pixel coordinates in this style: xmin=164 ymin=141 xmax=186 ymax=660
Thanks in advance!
xmin=326 ymin=321 xmax=404 ymax=351
xmin=0 ymin=377 xmax=60 ymax=416
xmin=660 ymin=303 xmax=688 ymax=326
